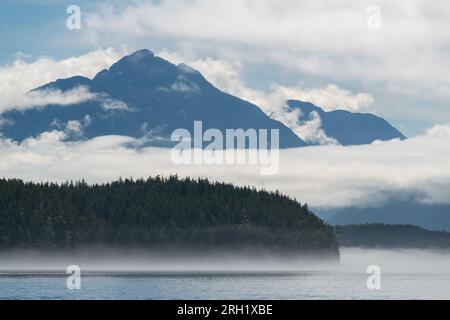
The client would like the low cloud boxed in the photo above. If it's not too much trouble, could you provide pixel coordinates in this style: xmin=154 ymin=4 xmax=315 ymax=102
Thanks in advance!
xmin=2 ymin=86 xmax=97 ymax=113
xmin=170 ymin=75 xmax=201 ymax=93
xmin=51 ymin=115 xmax=92 ymax=139
xmin=0 ymin=48 xmax=127 ymax=114
xmin=272 ymin=85 xmax=374 ymax=113
xmin=294 ymin=111 xmax=338 ymax=145
xmin=101 ymin=98 xmax=134 ymax=112
xmin=0 ymin=123 xmax=449 ymax=209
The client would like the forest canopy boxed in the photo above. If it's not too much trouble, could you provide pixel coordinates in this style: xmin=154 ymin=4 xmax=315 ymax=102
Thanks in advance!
xmin=0 ymin=177 xmax=338 ymax=256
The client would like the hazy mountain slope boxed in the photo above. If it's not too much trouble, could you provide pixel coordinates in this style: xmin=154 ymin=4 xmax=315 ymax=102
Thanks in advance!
xmin=336 ymin=224 xmax=450 ymax=249
xmin=328 ymin=200 xmax=450 ymax=232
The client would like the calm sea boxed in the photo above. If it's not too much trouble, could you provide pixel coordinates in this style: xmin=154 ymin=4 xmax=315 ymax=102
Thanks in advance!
xmin=1 ymin=248 xmax=450 ymax=300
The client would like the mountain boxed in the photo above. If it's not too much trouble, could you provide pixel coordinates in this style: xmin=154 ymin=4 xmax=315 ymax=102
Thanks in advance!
xmin=0 ymin=177 xmax=339 ymax=257
xmin=287 ymin=100 xmax=406 ymax=145
xmin=0 ymin=49 xmax=305 ymax=148
xmin=336 ymin=224 xmax=450 ymax=249
xmin=326 ymin=200 xmax=450 ymax=232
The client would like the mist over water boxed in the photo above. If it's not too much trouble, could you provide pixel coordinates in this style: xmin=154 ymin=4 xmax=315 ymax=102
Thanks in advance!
xmin=341 ymin=248 xmax=450 ymax=274
xmin=1 ymin=248 xmax=450 ymax=299
xmin=1 ymin=247 xmax=450 ymax=274
xmin=0 ymin=248 xmax=339 ymax=273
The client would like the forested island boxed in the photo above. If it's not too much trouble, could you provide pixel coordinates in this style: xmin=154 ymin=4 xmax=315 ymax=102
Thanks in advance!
xmin=0 ymin=177 xmax=339 ymax=257
xmin=336 ymin=224 xmax=450 ymax=249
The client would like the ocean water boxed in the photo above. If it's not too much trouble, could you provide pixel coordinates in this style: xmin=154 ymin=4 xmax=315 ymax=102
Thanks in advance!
xmin=1 ymin=248 xmax=450 ymax=300
xmin=1 ymin=271 xmax=450 ymax=300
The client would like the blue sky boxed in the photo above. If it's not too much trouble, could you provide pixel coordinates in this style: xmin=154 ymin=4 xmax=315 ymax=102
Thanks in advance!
xmin=1 ymin=0 xmax=450 ymax=136
xmin=0 ymin=0 xmax=104 ymax=63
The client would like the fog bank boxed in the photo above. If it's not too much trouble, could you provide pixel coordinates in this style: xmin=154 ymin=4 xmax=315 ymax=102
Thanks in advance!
xmin=1 ymin=248 xmax=450 ymax=274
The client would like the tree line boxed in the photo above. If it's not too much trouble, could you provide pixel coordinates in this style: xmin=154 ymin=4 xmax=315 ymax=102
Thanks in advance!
xmin=0 ymin=176 xmax=338 ymax=255
xmin=336 ymin=223 xmax=450 ymax=249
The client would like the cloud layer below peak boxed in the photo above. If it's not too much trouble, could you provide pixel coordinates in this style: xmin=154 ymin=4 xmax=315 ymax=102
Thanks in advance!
xmin=0 ymin=48 xmax=126 ymax=114
xmin=0 ymin=123 xmax=449 ymax=209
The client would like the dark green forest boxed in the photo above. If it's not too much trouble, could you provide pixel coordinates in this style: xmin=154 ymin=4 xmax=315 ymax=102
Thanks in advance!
xmin=337 ymin=224 xmax=450 ymax=249
xmin=0 ymin=177 xmax=338 ymax=256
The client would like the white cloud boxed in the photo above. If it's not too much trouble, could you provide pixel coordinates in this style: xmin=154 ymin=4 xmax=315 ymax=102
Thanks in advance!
xmin=425 ymin=123 xmax=450 ymax=138
xmin=170 ymin=75 xmax=201 ymax=93
xmin=0 ymin=123 xmax=449 ymax=209
xmin=101 ymin=98 xmax=134 ymax=112
xmin=0 ymin=48 xmax=127 ymax=113
xmin=271 ymin=85 xmax=374 ymax=113
xmin=52 ymin=115 xmax=92 ymax=139
xmin=0 ymin=117 xmax=13 ymax=130
xmin=2 ymin=86 xmax=97 ymax=112
xmin=294 ymin=111 xmax=338 ymax=145
xmin=84 ymin=0 xmax=450 ymax=99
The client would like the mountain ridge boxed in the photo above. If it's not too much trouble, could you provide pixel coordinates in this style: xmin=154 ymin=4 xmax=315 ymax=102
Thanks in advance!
xmin=287 ymin=100 xmax=406 ymax=145
xmin=326 ymin=199 xmax=450 ymax=232
xmin=0 ymin=49 xmax=405 ymax=147
xmin=2 ymin=49 xmax=306 ymax=148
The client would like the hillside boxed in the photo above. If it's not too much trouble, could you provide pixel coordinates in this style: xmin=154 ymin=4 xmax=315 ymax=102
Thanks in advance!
xmin=328 ymin=200 xmax=450 ymax=232
xmin=336 ymin=224 xmax=450 ymax=249
xmin=0 ymin=177 xmax=338 ymax=257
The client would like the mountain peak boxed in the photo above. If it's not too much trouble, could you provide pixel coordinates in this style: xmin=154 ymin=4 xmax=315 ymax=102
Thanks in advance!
xmin=92 ymin=49 xmax=182 ymax=89
xmin=107 ymin=49 xmax=168 ymax=74
xmin=1 ymin=50 xmax=306 ymax=148
xmin=124 ymin=49 xmax=155 ymax=63
xmin=111 ymin=49 xmax=162 ymax=70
